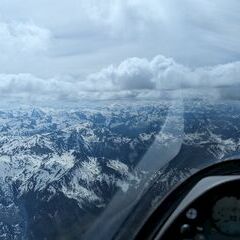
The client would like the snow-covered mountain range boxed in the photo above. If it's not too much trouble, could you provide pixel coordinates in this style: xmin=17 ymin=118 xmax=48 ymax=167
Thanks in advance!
xmin=0 ymin=98 xmax=239 ymax=239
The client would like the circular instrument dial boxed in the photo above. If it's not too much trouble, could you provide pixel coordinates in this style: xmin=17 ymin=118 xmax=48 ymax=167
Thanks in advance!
xmin=212 ymin=197 xmax=240 ymax=236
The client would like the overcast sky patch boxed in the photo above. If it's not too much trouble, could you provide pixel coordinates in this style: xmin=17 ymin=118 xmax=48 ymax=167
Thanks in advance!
xmin=0 ymin=0 xmax=239 ymax=104
xmin=0 ymin=0 xmax=240 ymax=77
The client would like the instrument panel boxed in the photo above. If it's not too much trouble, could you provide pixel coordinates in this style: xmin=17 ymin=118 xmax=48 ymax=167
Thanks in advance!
xmin=212 ymin=197 xmax=240 ymax=237
xmin=156 ymin=177 xmax=240 ymax=240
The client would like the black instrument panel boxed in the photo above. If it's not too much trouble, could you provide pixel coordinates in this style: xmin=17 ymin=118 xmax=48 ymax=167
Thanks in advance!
xmin=157 ymin=178 xmax=240 ymax=240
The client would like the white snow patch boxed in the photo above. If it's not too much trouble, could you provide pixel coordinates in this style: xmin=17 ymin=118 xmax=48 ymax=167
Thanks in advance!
xmin=78 ymin=157 xmax=102 ymax=183
xmin=107 ymin=160 xmax=129 ymax=175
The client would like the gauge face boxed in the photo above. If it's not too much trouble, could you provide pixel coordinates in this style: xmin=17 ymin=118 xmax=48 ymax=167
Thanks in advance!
xmin=212 ymin=197 xmax=240 ymax=236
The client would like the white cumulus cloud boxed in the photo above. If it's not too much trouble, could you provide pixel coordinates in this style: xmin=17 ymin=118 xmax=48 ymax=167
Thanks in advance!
xmin=0 ymin=55 xmax=239 ymax=104
xmin=87 ymin=55 xmax=240 ymax=91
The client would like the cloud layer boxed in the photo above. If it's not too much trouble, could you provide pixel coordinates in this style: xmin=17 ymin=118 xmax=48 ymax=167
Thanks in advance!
xmin=0 ymin=0 xmax=239 ymax=76
xmin=85 ymin=55 xmax=240 ymax=91
xmin=0 ymin=55 xmax=239 ymax=103
xmin=0 ymin=21 xmax=51 ymax=56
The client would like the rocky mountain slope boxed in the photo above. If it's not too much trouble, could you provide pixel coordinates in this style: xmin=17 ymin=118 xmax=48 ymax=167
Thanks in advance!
xmin=0 ymin=98 xmax=239 ymax=239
